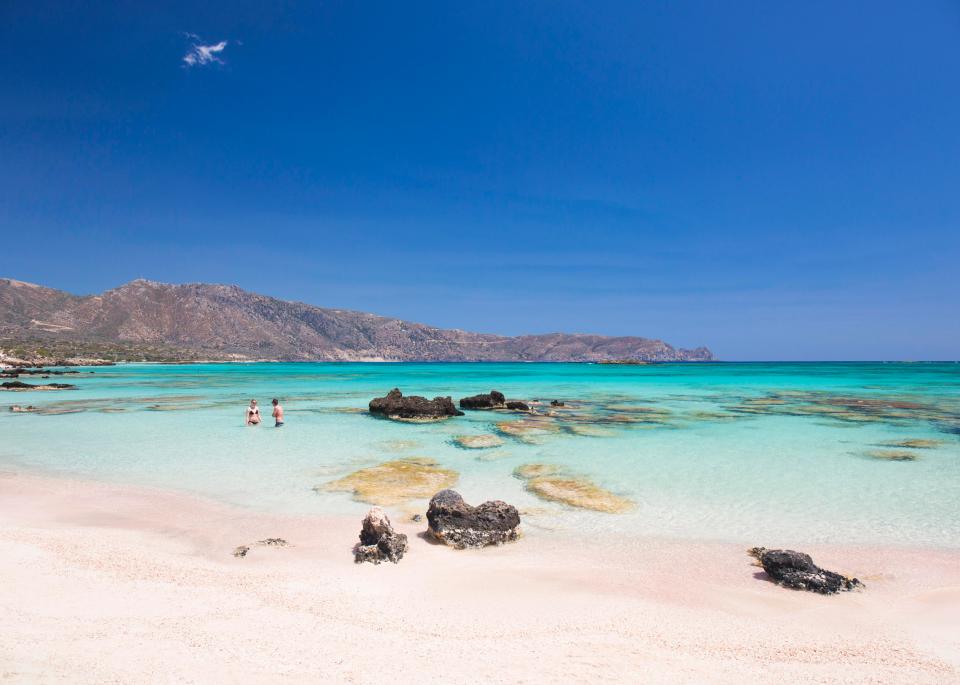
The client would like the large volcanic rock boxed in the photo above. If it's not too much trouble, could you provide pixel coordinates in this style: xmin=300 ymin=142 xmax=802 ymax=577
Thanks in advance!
xmin=368 ymin=388 xmax=463 ymax=421
xmin=749 ymin=547 xmax=863 ymax=594
xmin=354 ymin=507 xmax=408 ymax=564
xmin=426 ymin=489 xmax=520 ymax=549
xmin=459 ymin=390 xmax=506 ymax=410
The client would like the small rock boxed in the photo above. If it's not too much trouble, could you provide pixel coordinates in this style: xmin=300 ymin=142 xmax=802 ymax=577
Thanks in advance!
xmin=749 ymin=547 xmax=863 ymax=594
xmin=505 ymin=400 xmax=530 ymax=411
xmin=354 ymin=507 xmax=408 ymax=564
xmin=426 ymin=489 xmax=520 ymax=549
xmin=257 ymin=538 xmax=288 ymax=547
xmin=550 ymin=400 xmax=565 ymax=407
xmin=233 ymin=538 xmax=289 ymax=558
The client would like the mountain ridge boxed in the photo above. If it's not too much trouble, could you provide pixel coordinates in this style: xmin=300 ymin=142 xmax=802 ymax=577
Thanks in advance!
xmin=0 ymin=277 xmax=714 ymax=363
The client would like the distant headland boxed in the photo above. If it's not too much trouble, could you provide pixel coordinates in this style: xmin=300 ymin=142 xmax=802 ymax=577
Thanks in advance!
xmin=0 ymin=278 xmax=713 ymax=364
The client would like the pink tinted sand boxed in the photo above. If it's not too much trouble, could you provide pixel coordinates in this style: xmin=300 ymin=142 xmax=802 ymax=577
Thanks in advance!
xmin=1 ymin=471 xmax=958 ymax=684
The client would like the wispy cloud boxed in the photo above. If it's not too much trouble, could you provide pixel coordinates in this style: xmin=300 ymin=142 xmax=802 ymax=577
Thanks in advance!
xmin=182 ymin=34 xmax=229 ymax=67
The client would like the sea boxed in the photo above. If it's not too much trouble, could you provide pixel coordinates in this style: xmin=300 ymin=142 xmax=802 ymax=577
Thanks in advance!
xmin=3 ymin=362 xmax=959 ymax=548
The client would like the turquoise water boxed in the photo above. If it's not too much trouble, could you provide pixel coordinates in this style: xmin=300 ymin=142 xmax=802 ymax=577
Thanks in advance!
xmin=3 ymin=362 xmax=959 ymax=548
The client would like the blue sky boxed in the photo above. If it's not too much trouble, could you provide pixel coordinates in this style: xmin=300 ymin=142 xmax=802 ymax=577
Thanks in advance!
xmin=2 ymin=2 xmax=958 ymax=360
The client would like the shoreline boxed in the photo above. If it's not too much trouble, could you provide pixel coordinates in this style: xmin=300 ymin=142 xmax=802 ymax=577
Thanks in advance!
xmin=2 ymin=470 xmax=958 ymax=683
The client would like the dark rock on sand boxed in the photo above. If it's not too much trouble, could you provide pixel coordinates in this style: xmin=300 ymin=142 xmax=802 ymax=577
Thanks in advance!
xmin=505 ymin=400 xmax=530 ymax=411
xmin=459 ymin=390 xmax=506 ymax=410
xmin=369 ymin=388 xmax=463 ymax=421
xmin=233 ymin=538 xmax=288 ymax=558
xmin=354 ymin=507 xmax=408 ymax=564
xmin=426 ymin=489 xmax=520 ymax=549
xmin=749 ymin=547 xmax=863 ymax=594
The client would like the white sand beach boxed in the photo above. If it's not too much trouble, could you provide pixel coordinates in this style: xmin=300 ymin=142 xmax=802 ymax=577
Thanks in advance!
xmin=1 ymin=471 xmax=958 ymax=684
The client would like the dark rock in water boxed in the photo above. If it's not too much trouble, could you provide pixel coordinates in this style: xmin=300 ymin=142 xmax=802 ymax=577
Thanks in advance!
xmin=369 ymin=388 xmax=463 ymax=420
xmin=459 ymin=390 xmax=506 ymax=410
xmin=505 ymin=400 xmax=530 ymax=411
xmin=550 ymin=400 xmax=565 ymax=407
xmin=426 ymin=489 xmax=520 ymax=549
xmin=1 ymin=381 xmax=76 ymax=390
xmin=354 ymin=507 xmax=408 ymax=564
xmin=749 ymin=547 xmax=863 ymax=594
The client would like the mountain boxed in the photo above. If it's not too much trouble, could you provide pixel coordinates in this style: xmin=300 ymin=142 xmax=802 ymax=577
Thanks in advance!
xmin=0 ymin=278 xmax=714 ymax=362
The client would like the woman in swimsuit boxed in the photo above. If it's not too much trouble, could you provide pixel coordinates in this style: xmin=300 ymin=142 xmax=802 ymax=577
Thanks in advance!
xmin=245 ymin=399 xmax=261 ymax=426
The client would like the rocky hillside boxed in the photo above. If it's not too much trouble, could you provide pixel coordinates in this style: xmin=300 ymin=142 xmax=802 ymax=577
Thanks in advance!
xmin=0 ymin=278 xmax=714 ymax=362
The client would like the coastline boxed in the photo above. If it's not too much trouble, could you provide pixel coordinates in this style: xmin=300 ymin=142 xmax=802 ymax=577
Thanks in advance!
xmin=2 ymin=470 xmax=958 ymax=683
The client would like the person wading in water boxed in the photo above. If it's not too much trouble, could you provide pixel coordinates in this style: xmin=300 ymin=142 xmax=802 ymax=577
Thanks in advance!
xmin=245 ymin=399 xmax=261 ymax=426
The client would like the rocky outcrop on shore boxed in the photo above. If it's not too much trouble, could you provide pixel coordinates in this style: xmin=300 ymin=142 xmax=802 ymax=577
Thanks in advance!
xmin=354 ymin=508 xmax=408 ymax=564
xmin=749 ymin=547 xmax=863 ymax=594
xmin=426 ymin=489 xmax=520 ymax=549
xmin=369 ymin=388 xmax=463 ymax=421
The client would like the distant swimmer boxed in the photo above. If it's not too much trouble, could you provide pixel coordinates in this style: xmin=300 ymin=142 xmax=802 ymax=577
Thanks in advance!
xmin=272 ymin=398 xmax=284 ymax=427
xmin=245 ymin=399 xmax=261 ymax=426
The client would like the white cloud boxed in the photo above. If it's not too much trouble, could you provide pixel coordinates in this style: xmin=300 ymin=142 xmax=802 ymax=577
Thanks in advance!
xmin=182 ymin=36 xmax=228 ymax=67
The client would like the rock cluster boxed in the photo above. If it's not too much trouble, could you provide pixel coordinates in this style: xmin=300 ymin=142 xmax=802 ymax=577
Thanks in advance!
xmin=354 ymin=507 xmax=408 ymax=564
xmin=749 ymin=547 xmax=863 ymax=594
xmin=369 ymin=388 xmax=463 ymax=421
xmin=459 ymin=390 xmax=506 ymax=409
xmin=426 ymin=489 xmax=520 ymax=549
xmin=459 ymin=391 xmax=531 ymax=412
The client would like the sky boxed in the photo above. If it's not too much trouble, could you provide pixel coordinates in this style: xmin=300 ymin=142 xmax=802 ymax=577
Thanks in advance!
xmin=1 ymin=2 xmax=959 ymax=360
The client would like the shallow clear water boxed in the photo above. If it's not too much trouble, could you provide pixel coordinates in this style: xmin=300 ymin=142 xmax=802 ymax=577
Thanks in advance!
xmin=3 ymin=362 xmax=959 ymax=547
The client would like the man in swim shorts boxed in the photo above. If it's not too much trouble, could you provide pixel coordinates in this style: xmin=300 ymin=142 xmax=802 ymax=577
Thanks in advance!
xmin=272 ymin=398 xmax=284 ymax=427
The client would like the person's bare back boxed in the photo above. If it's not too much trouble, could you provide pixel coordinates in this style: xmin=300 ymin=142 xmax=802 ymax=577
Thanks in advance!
xmin=272 ymin=399 xmax=284 ymax=427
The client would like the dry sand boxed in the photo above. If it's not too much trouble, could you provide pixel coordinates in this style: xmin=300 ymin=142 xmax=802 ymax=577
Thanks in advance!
xmin=1 ymin=471 xmax=958 ymax=684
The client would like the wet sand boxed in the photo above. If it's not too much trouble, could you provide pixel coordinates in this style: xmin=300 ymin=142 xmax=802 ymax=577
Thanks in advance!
xmin=1 ymin=471 xmax=958 ymax=683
